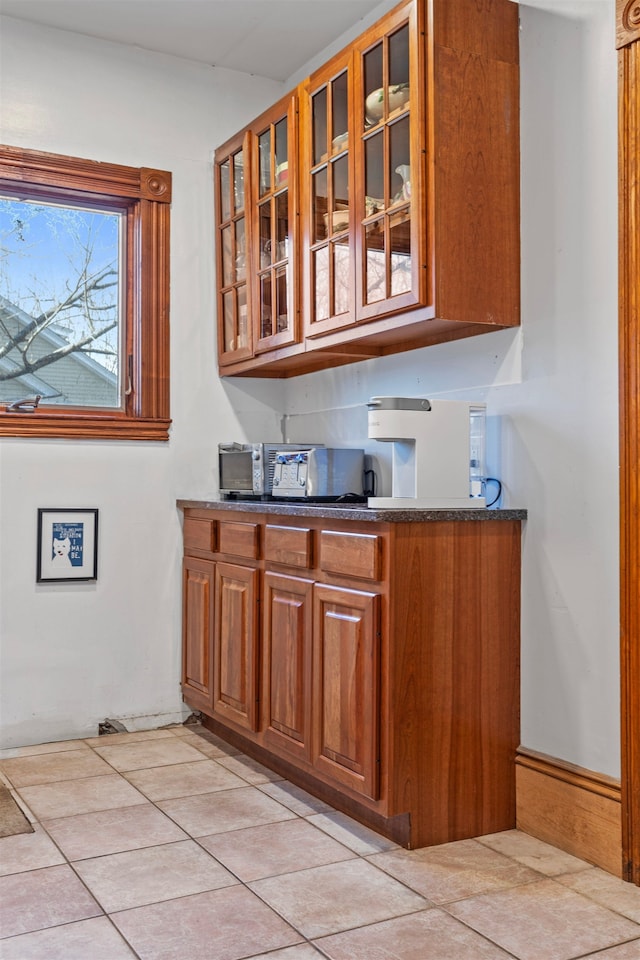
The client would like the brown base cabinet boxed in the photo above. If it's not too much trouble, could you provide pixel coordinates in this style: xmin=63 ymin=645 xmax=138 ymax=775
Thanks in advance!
xmin=180 ymin=503 xmax=523 ymax=849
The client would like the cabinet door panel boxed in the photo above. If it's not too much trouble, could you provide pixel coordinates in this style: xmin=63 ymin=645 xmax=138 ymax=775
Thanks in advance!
xmin=262 ymin=572 xmax=313 ymax=760
xmin=213 ymin=562 xmax=259 ymax=731
xmin=312 ymin=584 xmax=380 ymax=799
xmin=182 ymin=557 xmax=214 ymax=712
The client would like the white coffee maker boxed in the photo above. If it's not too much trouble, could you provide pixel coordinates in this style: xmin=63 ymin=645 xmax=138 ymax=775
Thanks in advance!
xmin=367 ymin=396 xmax=487 ymax=508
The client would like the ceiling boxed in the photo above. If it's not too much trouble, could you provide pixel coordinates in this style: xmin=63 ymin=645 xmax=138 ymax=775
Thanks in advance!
xmin=0 ymin=0 xmax=396 ymax=82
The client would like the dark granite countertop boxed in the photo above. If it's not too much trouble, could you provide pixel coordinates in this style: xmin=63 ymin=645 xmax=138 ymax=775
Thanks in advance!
xmin=177 ymin=498 xmax=526 ymax=523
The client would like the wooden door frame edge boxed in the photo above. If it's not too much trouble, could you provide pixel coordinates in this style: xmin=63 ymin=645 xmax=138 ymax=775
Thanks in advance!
xmin=617 ymin=0 xmax=640 ymax=885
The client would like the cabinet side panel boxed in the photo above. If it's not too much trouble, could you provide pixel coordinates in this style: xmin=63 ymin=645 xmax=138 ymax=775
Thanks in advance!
xmin=433 ymin=49 xmax=520 ymax=328
xmin=432 ymin=0 xmax=520 ymax=64
xmin=389 ymin=521 xmax=521 ymax=846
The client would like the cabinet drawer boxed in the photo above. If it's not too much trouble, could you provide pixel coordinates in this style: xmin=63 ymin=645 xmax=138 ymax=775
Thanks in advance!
xmin=184 ymin=517 xmax=216 ymax=553
xmin=264 ymin=525 xmax=312 ymax=568
xmin=319 ymin=530 xmax=382 ymax=581
xmin=218 ymin=520 xmax=260 ymax=559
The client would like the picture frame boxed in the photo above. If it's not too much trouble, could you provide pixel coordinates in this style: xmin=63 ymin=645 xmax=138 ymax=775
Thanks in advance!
xmin=36 ymin=508 xmax=99 ymax=583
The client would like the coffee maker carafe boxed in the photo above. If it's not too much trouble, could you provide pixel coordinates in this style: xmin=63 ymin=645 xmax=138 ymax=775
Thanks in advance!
xmin=367 ymin=396 xmax=486 ymax=508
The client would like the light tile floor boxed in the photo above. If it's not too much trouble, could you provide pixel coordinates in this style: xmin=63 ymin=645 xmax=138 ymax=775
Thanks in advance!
xmin=1 ymin=724 xmax=639 ymax=960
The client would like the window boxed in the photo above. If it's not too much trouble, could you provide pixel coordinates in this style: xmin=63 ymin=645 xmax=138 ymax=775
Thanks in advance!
xmin=0 ymin=145 xmax=171 ymax=440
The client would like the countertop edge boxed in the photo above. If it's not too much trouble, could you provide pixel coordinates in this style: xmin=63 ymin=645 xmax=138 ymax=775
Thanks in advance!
xmin=177 ymin=499 xmax=527 ymax=523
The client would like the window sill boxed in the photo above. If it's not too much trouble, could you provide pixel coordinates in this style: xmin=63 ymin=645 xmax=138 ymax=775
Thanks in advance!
xmin=0 ymin=412 xmax=171 ymax=441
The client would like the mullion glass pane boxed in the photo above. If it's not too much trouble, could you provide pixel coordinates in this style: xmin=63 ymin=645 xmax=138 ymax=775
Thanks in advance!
xmin=312 ymin=87 xmax=328 ymax=166
xmin=260 ymin=274 xmax=272 ymax=339
xmin=275 ymin=192 xmax=288 ymax=261
xmin=365 ymin=132 xmax=385 ymax=207
xmin=313 ymin=167 xmax=328 ymax=242
xmin=259 ymin=131 xmax=271 ymax=198
xmin=364 ymin=42 xmax=384 ymax=128
xmin=234 ymin=219 xmax=245 ymax=281
xmin=333 ymin=239 xmax=350 ymax=316
xmin=275 ymin=266 xmax=288 ymax=332
xmin=330 ymin=156 xmax=349 ymax=235
xmin=259 ymin=203 xmax=272 ymax=269
xmin=237 ymin=286 xmax=248 ymax=349
xmin=275 ymin=118 xmax=288 ymax=180
xmin=331 ymin=71 xmax=349 ymax=153
xmin=388 ymin=24 xmax=410 ymax=91
xmin=220 ymin=160 xmax=231 ymax=221
xmin=365 ymin=218 xmax=386 ymax=303
xmin=233 ymin=151 xmax=244 ymax=212
xmin=222 ymin=226 xmax=233 ymax=286
xmin=390 ymin=209 xmax=411 ymax=296
xmin=313 ymin=245 xmax=330 ymax=321
xmin=222 ymin=290 xmax=235 ymax=351
xmin=390 ymin=116 xmax=411 ymax=204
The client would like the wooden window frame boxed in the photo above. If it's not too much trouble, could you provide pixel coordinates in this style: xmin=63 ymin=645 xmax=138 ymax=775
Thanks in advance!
xmin=0 ymin=145 xmax=171 ymax=441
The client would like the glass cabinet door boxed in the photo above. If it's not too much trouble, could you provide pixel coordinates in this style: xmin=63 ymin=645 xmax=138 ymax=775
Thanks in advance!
xmin=252 ymin=95 xmax=298 ymax=353
xmin=302 ymin=56 xmax=356 ymax=337
xmin=355 ymin=1 xmax=424 ymax=320
xmin=216 ymin=134 xmax=251 ymax=364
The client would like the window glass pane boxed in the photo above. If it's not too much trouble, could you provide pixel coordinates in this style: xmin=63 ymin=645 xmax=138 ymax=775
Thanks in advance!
xmin=0 ymin=196 xmax=122 ymax=408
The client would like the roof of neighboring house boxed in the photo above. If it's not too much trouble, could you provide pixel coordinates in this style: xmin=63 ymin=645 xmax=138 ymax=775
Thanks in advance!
xmin=0 ymin=294 xmax=118 ymax=405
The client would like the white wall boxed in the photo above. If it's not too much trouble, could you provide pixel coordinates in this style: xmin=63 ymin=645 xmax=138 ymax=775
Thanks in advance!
xmin=0 ymin=16 xmax=287 ymax=745
xmin=282 ymin=0 xmax=621 ymax=778
xmin=0 ymin=1 xmax=620 ymax=782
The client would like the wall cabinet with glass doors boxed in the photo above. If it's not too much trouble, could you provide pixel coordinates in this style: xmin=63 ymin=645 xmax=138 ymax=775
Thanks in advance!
xmin=214 ymin=0 xmax=520 ymax=377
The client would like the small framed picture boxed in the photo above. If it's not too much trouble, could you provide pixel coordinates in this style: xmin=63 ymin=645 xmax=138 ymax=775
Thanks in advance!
xmin=36 ymin=508 xmax=99 ymax=583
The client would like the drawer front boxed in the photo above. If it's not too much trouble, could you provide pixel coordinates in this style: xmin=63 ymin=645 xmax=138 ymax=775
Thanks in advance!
xmin=218 ymin=520 xmax=260 ymax=559
xmin=183 ymin=517 xmax=216 ymax=553
xmin=264 ymin=525 xmax=312 ymax=568
xmin=319 ymin=530 xmax=382 ymax=581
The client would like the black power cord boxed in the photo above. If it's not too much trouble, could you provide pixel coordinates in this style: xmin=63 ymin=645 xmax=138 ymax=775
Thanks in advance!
xmin=484 ymin=477 xmax=502 ymax=508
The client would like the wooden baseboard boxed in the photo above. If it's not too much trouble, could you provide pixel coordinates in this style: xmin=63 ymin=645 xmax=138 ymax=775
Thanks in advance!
xmin=516 ymin=748 xmax=622 ymax=878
